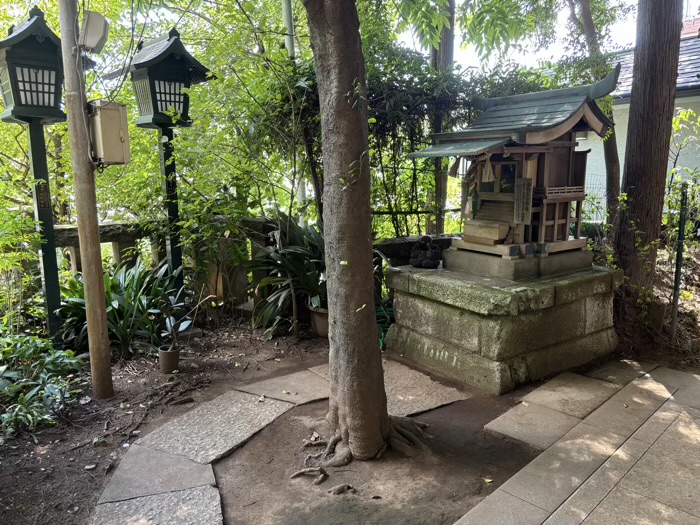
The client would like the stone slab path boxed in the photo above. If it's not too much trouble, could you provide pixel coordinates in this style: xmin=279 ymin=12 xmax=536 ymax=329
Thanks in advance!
xmin=234 ymin=369 xmax=330 ymax=405
xmin=93 ymin=485 xmax=223 ymax=525
xmin=136 ymin=390 xmax=294 ymax=464
xmin=92 ymin=358 xmax=468 ymax=524
xmin=309 ymin=359 xmax=469 ymax=416
xmin=455 ymin=360 xmax=700 ymax=525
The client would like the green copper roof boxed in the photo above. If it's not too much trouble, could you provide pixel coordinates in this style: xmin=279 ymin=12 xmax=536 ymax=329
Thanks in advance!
xmin=408 ymin=138 xmax=510 ymax=158
xmin=411 ymin=64 xmax=620 ymax=156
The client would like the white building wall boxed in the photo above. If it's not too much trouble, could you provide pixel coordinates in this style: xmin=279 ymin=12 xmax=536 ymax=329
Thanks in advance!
xmin=581 ymin=94 xmax=700 ymax=220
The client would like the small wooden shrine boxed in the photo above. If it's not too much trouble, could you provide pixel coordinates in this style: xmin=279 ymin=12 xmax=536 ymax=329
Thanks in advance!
xmin=411 ymin=65 xmax=620 ymax=279
xmin=384 ymin=68 xmax=624 ymax=394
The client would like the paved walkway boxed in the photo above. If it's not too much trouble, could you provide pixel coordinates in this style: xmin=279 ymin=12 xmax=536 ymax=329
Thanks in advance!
xmin=91 ymin=359 xmax=467 ymax=524
xmin=91 ymin=357 xmax=700 ymax=525
xmin=455 ymin=361 xmax=700 ymax=525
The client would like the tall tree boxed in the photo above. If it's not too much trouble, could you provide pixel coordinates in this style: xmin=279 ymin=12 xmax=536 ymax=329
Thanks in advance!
xmin=432 ymin=0 xmax=456 ymax=234
xmin=566 ymin=0 xmax=621 ymax=224
xmin=616 ymin=0 xmax=683 ymax=289
xmin=302 ymin=0 xmax=427 ymax=464
xmin=304 ymin=0 xmax=389 ymax=463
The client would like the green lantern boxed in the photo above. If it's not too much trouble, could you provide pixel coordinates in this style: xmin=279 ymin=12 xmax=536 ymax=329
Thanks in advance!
xmin=0 ymin=6 xmax=65 ymax=125
xmin=123 ymin=28 xmax=211 ymax=129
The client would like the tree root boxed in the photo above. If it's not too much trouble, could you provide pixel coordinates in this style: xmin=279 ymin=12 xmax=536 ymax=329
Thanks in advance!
xmin=327 ymin=483 xmax=356 ymax=495
xmin=387 ymin=415 xmax=432 ymax=457
xmin=294 ymin=416 xmax=431 ymax=488
xmin=300 ymin=439 xmax=328 ymax=451
xmin=290 ymin=466 xmax=328 ymax=485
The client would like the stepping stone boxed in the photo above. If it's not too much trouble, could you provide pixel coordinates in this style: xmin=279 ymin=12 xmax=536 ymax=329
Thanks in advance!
xmin=309 ymin=360 xmax=468 ymax=416
xmin=454 ymin=489 xmax=549 ymax=525
xmin=620 ymin=414 xmax=700 ymax=518
xmin=137 ymin=390 xmax=293 ymax=464
xmin=631 ymin=403 xmax=681 ymax=444
xmin=93 ymin=485 xmax=222 ymax=525
xmin=98 ymin=444 xmax=216 ymax=504
xmin=485 ymin=402 xmax=581 ymax=450
xmin=583 ymin=377 xmax=675 ymax=438
xmin=582 ymin=487 xmax=700 ymax=525
xmin=234 ymin=370 xmax=329 ymax=405
xmin=522 ymin=372 xmax=620 ymax=419
xmin=585 ymin=359 xmax=658 ymax=387
xmin=671 ymin=385 xmax=700 ymax=410
xmin=499 ymin=423 xmax=626 ymax=512
xmin=543 ymin=438 xmax=650 ymax=525
xmin=646 ymin=367 xmax=700 ymax=389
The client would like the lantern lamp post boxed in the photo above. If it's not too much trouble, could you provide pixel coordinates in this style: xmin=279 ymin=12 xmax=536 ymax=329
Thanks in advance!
xmin=109 ymin=28 xmax=212 ymax=291
xmin=0 ymin=7 xmax=65 ymax=337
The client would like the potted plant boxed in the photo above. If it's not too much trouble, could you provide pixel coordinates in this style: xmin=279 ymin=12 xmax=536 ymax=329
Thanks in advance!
xmin=157 ymin=286 xmax=213 ymax=374
xmin=306 ymin=282 xmax=328 ymax=338
xmin=248 ymin=214 xmax=327 ymax=338
xmin=157 ymin=283 xmax=188 ymax=374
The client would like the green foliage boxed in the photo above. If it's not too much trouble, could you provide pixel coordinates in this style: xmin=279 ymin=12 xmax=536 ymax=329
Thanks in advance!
xmin=57 ymin=261 xmax=182 ymax=358
xmin=662 ymin=109 xmax=700 ymax=263
xmin=248 ymin=214 xmax=326 ymax=336
xmin=0 ymin=335 xmax=82 ymax=437
xmin=0 ymin=210 xmax=45 ymax=334
xmin=376 ymin=302 xmax=395 ymax=350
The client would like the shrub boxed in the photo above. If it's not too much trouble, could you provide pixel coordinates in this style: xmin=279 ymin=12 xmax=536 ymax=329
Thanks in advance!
xmin=0 ymin=335 xmax=82 ymax=437
xmin=248 ymin=215 xmax=326 ymax=335
xmin=57 ymin=261 xmax=183 ymax=358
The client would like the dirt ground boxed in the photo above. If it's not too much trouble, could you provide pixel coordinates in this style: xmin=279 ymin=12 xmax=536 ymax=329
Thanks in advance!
xmin=0 ymin=319 xmax=329 ymax=525
xmin=215 ymin=389 xmax=537 ymax=525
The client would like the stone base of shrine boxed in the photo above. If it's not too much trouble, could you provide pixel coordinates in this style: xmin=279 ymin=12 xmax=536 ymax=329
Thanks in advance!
xmin=442 ymin=246 xmax=594 ymax=281
xmin=384 ymin=265 xmax=622 ymax=394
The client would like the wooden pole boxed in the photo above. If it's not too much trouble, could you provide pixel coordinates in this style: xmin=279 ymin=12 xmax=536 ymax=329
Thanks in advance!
xmin=58 ymin=0 xmax=113 ymax=398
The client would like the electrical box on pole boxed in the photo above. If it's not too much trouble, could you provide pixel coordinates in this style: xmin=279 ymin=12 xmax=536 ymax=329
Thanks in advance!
xmin=88 ymin=100 xmax=130 ymax=165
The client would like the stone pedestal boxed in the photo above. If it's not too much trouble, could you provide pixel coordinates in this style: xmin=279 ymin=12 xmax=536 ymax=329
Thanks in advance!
xmin=384 ymin=266 xmax=622 ymax=394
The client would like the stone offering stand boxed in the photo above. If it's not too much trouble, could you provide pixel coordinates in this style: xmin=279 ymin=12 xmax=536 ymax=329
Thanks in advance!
xmin=384 ymin=264 xmax=622 ymax=394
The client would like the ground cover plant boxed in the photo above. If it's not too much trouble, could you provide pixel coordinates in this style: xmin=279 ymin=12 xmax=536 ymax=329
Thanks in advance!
xmin=0 ymin=335 xmax=82 ymax=438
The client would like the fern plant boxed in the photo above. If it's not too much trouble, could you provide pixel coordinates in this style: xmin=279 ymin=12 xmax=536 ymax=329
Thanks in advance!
xmin=248 ymin=214 xmax=326 ymax=336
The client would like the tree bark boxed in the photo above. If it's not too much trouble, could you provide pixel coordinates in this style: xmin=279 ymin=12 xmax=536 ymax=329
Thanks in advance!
xmin=303 ymin=0 xmax=390 ymax=460
xmin=603 ymin=127 xmax=620 ymax=224
xmin=616 ymin=0 xmax=683 ymax=289
xmin=573 ymin=0 xmax=621 ymax=223
xmin=431 ymin=0 xmax=456 ymax=234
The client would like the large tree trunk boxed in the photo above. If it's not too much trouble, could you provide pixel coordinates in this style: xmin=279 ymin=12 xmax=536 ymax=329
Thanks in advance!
xmin=303 ymin=0 xmax=390 ymax=460
xmin=616 ymin=0 xmax=682 ymax=288
xmin=431 ymin=0 xmax=456 ymax=234
xmin=603 ymin=128 xmax=620 ymax=224
xmin=574 ymin=0 xmax=621 ymax=223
